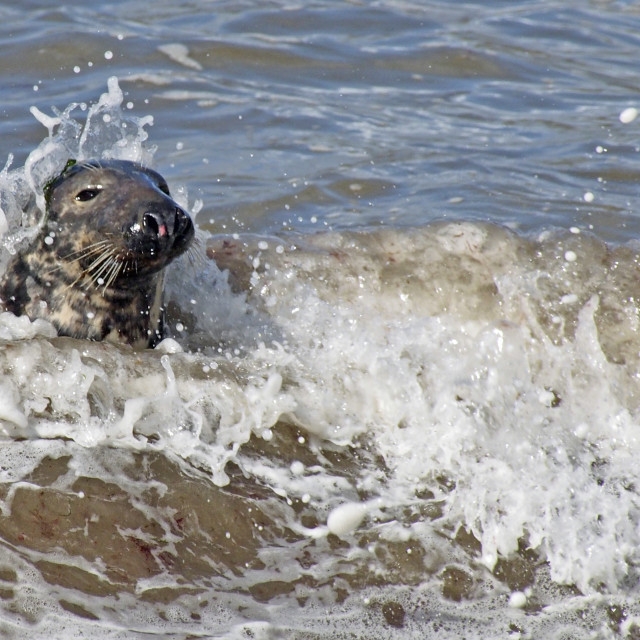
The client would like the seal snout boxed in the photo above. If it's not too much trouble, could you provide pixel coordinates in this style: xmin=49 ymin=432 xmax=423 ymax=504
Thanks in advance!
xmin=141 ymin=205 xmax=193 ymax=244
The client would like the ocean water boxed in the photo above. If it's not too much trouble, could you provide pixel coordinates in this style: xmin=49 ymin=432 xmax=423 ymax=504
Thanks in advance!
xmin=1 ymin=1 xmax=640 ymax=638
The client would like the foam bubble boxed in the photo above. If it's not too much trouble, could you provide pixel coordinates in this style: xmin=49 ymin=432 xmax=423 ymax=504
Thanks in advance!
xmin=327 ymin=502 xmax=368 ymax=537
xmin=619 ymin=107 xmax=638 ymax=124
xmin=564 ymin=250 xmax=577 ymax=262
xmin=508 ymin=591 xmax=527 ymax=608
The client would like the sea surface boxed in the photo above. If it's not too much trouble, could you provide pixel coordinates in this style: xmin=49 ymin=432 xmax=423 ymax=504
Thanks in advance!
xmin=1 ymin=1 xmax=640 ymax=638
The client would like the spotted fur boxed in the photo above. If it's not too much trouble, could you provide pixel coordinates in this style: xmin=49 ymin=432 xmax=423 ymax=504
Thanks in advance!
xmin=0 ymin=159 xmax=194 ymax=348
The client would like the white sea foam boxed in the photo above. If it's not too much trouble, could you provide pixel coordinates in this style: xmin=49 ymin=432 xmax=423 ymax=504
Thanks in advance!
xmin=158 ymin=43 xmax=203 ymax=71
xmin=205 ymin=224 xmax=640 ymax=596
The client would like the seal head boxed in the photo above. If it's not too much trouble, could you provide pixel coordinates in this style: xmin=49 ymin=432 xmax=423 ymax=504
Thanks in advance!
xmin=0 ymin=159 xmax=194 ymax=347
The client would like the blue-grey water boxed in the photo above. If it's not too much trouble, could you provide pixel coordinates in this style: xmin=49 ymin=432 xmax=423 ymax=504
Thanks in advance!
xmin=1 ymin=1 xmax=640 ymax=638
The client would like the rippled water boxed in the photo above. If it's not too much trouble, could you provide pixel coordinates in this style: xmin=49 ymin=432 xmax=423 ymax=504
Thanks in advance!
xmin=2 ymin=1 xmax=640 ymax=638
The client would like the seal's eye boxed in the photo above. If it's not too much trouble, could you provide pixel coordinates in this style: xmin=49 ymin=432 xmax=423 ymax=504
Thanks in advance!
xmin=75 ymin=188 xmax=101 ymax=202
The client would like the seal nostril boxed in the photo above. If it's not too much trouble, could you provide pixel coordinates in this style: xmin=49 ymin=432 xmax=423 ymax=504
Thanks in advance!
xmin=143 ymin=212 xmax=159 ymax=235
xmin=175 ymin=208 xmax=192 ymax=236
xmin=143 ymin=212 xmax=167 ymax=238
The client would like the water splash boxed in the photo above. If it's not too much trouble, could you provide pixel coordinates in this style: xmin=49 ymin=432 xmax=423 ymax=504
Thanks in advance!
xmin=0 ymin=76 xmax=156 ymax=263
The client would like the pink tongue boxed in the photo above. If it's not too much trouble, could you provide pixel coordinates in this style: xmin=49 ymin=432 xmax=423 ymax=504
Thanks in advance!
xmin=159 ymin=224 xmax=167 ymax=237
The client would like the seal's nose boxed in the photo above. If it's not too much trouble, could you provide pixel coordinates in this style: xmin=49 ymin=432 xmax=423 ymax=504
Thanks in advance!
xmin=142 ymin=206 xmax=192 ymax=241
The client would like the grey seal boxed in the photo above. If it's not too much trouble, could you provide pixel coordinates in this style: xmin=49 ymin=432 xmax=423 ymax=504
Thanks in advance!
xmin=0 ymin=159 xmax=194 ymax=348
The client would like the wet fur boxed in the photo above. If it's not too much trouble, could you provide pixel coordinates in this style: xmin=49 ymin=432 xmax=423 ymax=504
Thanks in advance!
xmin=0 ymin=160 xmax=194 ymax=348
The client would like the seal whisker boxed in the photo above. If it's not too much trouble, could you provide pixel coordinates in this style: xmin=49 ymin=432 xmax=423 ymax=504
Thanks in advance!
xmin=119 ymin=255 xmax=135 ymax=277
xmin=77 ymin=160 xmax=101 ymax=177
xmin=84 ymin=250 xmax=120 ymax=288
xmin=83 ymin=160 xmax=103 ymax=173
xmin=43 ymin=240 xmax=114 ymax=276
xmin=59 ymin=240 xmax=114 ymax=264
xmin=85 ymin=248 xmax=118 ymax=274
xmin=63 ymin=255 xmax=111 ymax=292
xmin=65 ymin=250 xmax=115 ymax=291
xmin=89 ymin=257 xmax=118 ymax=291
xmin=184 ymin=237 xmax=205 ymax=274
xmin=56 ymin=248 xmax=116 ymax=292
xmin=102 ymin=257 xmax=123 ymax=293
